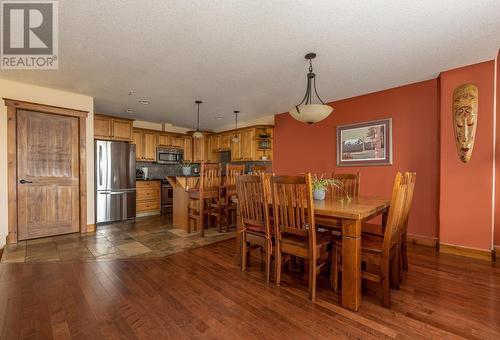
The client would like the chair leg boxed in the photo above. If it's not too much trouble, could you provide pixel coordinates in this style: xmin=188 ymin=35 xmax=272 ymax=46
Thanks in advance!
xmin=390 ymin=252 xmax=400 ymax=290
xmin=275 ymin=242 xmax=282 ymax=287
xmin=309 ymin=257 xmax=317 ymax=302
xmin=265 ymin=243 xmax=271 ymax=283
xmin=381 ymin=263 xmax=391 ymax=309
xmin=402 ymin=237 xmax=408 ymax=272
xmin=332 ymin=245 xmax=339 ymax=291
xmin=241 ymin=233 xmax=247 ymax=271
xmin=199 ymin=199 xmax=205 ymax=237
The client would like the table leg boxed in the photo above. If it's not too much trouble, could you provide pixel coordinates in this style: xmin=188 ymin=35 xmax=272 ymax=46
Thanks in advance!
xmin=341 ymin=218 xmax=362 ymax=311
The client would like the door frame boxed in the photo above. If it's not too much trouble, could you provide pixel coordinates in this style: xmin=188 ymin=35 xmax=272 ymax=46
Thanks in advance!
xmin=4 ymin=98 xmax=89 ymax=244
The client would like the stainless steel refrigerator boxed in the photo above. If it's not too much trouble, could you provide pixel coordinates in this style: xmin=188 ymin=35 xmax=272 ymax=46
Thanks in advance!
xmin=95 ymin=140 xmax=136 ymax=224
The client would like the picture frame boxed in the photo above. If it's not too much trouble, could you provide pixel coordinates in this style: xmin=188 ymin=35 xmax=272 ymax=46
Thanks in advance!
xmin=336 ymin=118 xmax=392 ymax=166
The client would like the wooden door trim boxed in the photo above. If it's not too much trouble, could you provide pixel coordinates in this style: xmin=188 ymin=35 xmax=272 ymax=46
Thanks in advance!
xmin=4 ymin=98 xmax=88 ymax=118
xmin=5 ymin=99 xmax=89 ymax=244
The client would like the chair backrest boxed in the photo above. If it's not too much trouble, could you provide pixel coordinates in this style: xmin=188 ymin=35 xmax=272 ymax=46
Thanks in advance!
xmin=400 ymin=172 xmax=416 ymax=237
xmin=199 ymin=162 xmax=222 ymax=192
xmin=236 ymin=174 xmax=271 ymax=237
xmin=225 ymin=164 xmax=245 ymax=187
xmin=331 ymin=172 xmax=360 ymax=199
xmin=263 ymin=173 xmax=274 ymax=199
xmin=381 ymin=172 xmax=409 ymax=256
xmin=271 ymin=173 xmax=316 ymax=246
xmin=250 ymin=165 xmax=268 ymax=174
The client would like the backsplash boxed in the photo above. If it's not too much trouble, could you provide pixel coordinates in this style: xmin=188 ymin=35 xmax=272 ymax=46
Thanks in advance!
xmin=136 ymin=161 xmax=272 ymax=179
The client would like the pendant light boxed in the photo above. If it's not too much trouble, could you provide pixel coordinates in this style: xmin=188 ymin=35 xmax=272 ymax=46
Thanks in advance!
xmin=289 ymin=52 xmax=333 ymax=124
xmin=231 ymin=110 xmax=240 ymax=143
xmin=192 ymin=100 xmax=204 ymax=138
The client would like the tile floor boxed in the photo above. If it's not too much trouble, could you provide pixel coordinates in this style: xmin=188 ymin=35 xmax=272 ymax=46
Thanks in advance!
xmin=1 ymin=214 xmax=236 ymax=263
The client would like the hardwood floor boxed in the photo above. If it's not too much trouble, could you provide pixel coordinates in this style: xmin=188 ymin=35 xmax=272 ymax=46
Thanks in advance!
xmin=0 ymin=239 xmax=499 ymax=339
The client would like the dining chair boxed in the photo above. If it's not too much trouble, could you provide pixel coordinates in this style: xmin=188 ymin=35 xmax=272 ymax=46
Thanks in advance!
xmin=250 ymin=165 xmax=269 ymax=174
xmin=219 ymin=164 xmax=245 ymax=232
xmin=187 ymin=162 xmax=222 ymax=237
xmin=332 ymin=172 xmax=408 ymax=308
xmin=362 ymin=172 xmax=416 ymax=281
xmin=331 ymin=172 xmax=360 ymax=199
xmin=272 ymin=173 xmax=334 ymax=301
xmin=237 ymin=174 xmax=273 ymax=282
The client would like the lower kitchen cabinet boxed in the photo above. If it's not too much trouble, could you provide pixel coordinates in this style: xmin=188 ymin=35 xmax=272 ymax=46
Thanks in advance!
xmin=136 ymin=180 xmax=161 ymax=215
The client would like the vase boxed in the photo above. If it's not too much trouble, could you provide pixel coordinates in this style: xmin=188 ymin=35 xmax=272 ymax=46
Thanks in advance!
xmin=313 ymin=189 xmax=326 ymax=200
xmin=182 ymin=166 xmax=191 ymax=176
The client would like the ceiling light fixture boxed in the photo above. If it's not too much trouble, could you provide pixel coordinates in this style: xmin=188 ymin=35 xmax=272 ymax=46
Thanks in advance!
xmin=232 ymin=110 xmax=240 ymax=143
xmin=125 ymin=108 xmax=134 ymax=114
xmin=289 ymin=52 xmax=333 ymax=124
xmin=192 ymin=100 xmax=204 ymax=139
xmin=216 ymin=116 xmax=223 ymax=120
xmin=139 ymin=99 xmax=150 ymax=105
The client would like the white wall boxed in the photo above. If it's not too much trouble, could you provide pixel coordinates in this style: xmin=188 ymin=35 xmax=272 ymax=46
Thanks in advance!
xmin=0 ymin=79 xmax=94 ymax=247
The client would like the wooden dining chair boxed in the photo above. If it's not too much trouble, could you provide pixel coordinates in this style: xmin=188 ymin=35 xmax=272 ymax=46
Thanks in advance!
xmin=220 ymin=164 xmax=245 ymax=232
xmin=250 ymin=165 xmax=269 ymax=174
xmin=237 ymin=174 xmax=273 ymax=282
xmin=187 ymin=162 xmax=222 ymax=237
xmin=331 ymin=172 xmax=360 ymax=199
xmin=272 ymin=173 xmax=334 ymax=301
xmin=361 ymin=172 xmax=416 ymax=281
xmin=332 ymin=172 xmax=408 ymax=308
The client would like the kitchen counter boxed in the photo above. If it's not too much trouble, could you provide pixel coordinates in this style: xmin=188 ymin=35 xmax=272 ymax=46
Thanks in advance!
xmin=136 ymin=178 xmax=163 ymax=181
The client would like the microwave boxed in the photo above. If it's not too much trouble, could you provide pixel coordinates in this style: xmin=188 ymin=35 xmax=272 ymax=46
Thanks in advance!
xmin=156 ymin=147 xmax=183 ymax=164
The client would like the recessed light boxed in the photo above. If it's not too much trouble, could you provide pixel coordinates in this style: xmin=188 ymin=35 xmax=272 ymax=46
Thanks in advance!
xmin=128 ymin=90 xmax=136 ymax=96
xmin=216 ymin=116 xmax=223 ymax=120
xmin=139 ymin=99 xmax=150 ymax=105
xmin=125 ymin=109 xmax=134 ymax=114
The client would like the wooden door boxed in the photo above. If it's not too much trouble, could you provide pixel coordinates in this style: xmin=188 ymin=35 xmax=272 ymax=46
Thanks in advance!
xmin=183 ymin=137 xmax=193 ymax=162
xmin=94 ymin=116 xmax=112 ymax=139
xmin=132 ymin=130 xmax=144 ymax=160
xmin=112 ymin=119 xmax=133 ymax=141
xmin=240 ymin=129 xmax=255 ymax=160
xmin=17 ymin=110 xmax=80 ymax=240
xmin=143 ymin=131 xmax=157 ymax=161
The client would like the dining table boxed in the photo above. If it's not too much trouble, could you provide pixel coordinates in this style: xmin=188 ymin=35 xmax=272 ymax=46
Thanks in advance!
xmin=235 ymin=195 xmax=390 ymax=311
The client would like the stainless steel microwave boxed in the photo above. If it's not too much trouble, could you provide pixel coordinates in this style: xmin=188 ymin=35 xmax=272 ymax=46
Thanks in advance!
xmin=156 ymin=147 xmax=183 ymax=164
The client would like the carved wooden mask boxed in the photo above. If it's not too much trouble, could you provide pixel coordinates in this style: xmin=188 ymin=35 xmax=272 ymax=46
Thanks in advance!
xmin=452 ymin=84 xmax=478 ymax=163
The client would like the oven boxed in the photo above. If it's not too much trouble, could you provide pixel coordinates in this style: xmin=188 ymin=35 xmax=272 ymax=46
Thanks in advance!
xmin=156 ymin=147 xmax=183 ymax=164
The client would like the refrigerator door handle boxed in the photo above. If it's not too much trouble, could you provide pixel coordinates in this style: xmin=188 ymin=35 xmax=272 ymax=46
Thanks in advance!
xmin=99 ymin=191 xmax=125 ymax=195
xmin=99 ymin=145 xmax=103 ymax=186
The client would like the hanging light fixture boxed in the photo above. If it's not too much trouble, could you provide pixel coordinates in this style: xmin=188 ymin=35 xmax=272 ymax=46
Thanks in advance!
xmin=289 ymin=52 xmax=333 ymax=124
xmin=232 ymin=110 xmax=240 ymax=143
xmin=192 ymin=100 xmax=204 ymax=138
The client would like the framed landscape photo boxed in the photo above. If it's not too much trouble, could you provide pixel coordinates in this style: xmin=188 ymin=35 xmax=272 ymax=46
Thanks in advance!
xmin=336 ymin=118 xmax=392 ymax=166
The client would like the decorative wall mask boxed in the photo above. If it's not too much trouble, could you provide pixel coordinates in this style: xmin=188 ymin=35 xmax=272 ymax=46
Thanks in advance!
xmin=452 ymin=84 xmax=478 ymax=163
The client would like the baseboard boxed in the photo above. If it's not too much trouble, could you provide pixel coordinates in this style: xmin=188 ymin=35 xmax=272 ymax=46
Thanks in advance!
xmin=407 ymin=233 xmax=438 ymax=248
xmin=439 ymin=243 xmax=494 ymax=262
xmin=83 ymin=224 xmax=96 ymax=233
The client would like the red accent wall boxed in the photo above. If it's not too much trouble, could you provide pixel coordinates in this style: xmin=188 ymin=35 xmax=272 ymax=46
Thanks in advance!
xmin=495 ymin=51 xmax=500 ymax=247
xmin=439 ymin=61 xmax=495 ymax=250
xmin=274 ymin=79 xmax=440 ymax=238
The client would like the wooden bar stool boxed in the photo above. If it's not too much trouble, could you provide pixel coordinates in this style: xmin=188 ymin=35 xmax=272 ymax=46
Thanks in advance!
xmin=220 ymin=164 xmax=245 ymax=232
xmin=187 ymin=162 xmax=222 ymax=237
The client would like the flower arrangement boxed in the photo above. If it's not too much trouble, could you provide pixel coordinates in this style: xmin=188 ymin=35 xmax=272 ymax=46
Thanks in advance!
xmin=312 ymin=174 xmax=350 ymax=201
xmin=178 ymin=160 xmax=192 ymax=176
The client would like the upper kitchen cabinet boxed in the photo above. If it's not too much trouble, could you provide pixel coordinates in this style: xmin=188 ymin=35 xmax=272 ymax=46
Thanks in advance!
xmin=219 ymin=133 xmax=231 ymax=150
xmin=170 ymin=135 xmax=184 ymax=148
xmin=183 ymin=137 xmax=193 ymax=162
xmin=192 ymin=137 xmax=205 ymax=162
xmin=94 ymin=114 xmax=134 ymax=142
xmin=230 ymin=129 xmax=254 ymax=161
xmin=132 ymin=128 xmax=157 ymax=162
xmin=157 ymin=133 xmax=170 ymax=147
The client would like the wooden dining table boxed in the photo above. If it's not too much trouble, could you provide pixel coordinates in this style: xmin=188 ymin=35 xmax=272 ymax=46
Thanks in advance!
xmin=236 ymin=195 xmax=390 ymax=311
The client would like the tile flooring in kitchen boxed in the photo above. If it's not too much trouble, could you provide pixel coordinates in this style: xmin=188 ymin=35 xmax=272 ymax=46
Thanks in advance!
xmin=1 ymin=214 xmax=236 ymax=263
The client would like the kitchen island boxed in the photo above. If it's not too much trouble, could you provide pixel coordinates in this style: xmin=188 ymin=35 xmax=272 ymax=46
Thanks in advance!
xmin=165 ymin=176 xmax=199 ymax=232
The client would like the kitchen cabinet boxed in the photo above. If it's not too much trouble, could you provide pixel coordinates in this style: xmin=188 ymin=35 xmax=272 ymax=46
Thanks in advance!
xmin=170 ymin=136 xmax=184 ymax=148
xmin=136 ymin=180 xmax=161 ymax=215
xmin=183 ymin=137 xmax=193 ymax=162
xmin=219 ymin=133 xmax=231 ymax=150
xmin=231 ymin=129 xmax=254 ymax=161
xmin=133 ymin=128 xmax=157 ymax=162
xmin=158 ymin=133 xmax=170 ymax=147
xmin=193 ymin=137 xmax=205 ymax=162
xmin=94 ymin=114 xmax=133 ymax=142
xmin=231 ymin=133 xmax=241 ymax=161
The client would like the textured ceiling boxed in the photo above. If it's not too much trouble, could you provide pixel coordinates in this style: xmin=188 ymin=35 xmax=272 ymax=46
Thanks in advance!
xmin=1 ymin=0 xmax=500 ymax=129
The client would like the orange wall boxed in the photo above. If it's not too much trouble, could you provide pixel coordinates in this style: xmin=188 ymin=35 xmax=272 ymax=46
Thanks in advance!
xmin=274 ymin=79 xmax=440 ymax=238
xmin=496 ymin=51 xmax=500 ymax=247
xmin=439 ymin=61 xmax=495 ymax=250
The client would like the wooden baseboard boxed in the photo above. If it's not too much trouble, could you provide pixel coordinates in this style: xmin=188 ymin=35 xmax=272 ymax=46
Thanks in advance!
xmin=82 ymin=224 xmax=96 ymax=233
xmin=439 ymin=243 xmax=494 ymax=262
xmin=407 ymin=233 xmax=438 ymax=248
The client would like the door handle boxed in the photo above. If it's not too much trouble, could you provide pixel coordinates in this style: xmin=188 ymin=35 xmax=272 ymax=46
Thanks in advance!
xmin=19 ymin=179 xmax=32 ymax=184
xmin=100 ymin=191 xmax=125 ymax=195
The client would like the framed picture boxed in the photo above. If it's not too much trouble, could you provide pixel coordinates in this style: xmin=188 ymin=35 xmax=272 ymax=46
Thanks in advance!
xmin=336 ymin=118 xmax=392 ymax=166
